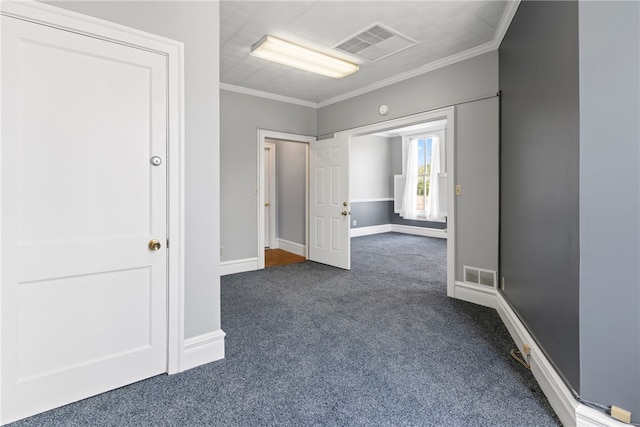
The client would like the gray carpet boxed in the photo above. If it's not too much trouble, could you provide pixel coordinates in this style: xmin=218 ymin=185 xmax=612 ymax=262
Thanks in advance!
xmin=10 ymin=233 xmax=560 ymax=426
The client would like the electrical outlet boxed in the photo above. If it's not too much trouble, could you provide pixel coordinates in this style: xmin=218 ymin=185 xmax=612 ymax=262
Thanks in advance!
xmin=455 ymin=184 xmax=462 ymax=196
xmin=220 ymin=247 xmax=224 ymax=255
xmin=352 ymin=220 xmax=357 ymax=226
xmin=611 ymin=406 xmax=631 ymax=424
xmin=523 ymin=343 xmax=531 ymax=356
xmin=501 ymin=276 xmax=506 ymax=290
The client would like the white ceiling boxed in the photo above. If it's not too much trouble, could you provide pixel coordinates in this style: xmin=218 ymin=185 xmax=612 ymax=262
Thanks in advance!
xmin=221 ymin=1 xmax=517 ymax=107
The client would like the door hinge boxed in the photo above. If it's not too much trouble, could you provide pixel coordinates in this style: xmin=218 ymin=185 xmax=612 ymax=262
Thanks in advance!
xmin=166 ymin=239 xmax=169 ymax=249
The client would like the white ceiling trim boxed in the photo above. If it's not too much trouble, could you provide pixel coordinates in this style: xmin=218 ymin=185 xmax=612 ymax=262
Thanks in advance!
xmin=221 ymin=0 xmax=521 ymax=111
xmin=220 ymin=82 xmax=318 ymax=108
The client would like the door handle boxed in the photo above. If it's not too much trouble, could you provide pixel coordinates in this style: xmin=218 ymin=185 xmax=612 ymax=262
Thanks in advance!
xmin=341 ymin=211 xmax=348 ymax=216
xmin=265 ymin=203 xmax=270 ymax=207
xmin=148 ymin=239 xmax=161 ymax=251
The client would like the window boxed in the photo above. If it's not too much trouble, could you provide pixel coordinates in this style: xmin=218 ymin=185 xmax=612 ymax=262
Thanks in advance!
xmin=414 ymin=137 xmax=432 ymax=212
xmin=396 ymin=131 xmax=445 ymax=222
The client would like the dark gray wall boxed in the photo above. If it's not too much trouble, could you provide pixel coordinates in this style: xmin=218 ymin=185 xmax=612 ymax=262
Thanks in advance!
xmin=220 ymin=90 xmax=316 ymax=261
xmin=274 ymin=139 xmax=306 ymax=245
xmin=499 ymin=0 xmax=580 ymax=390
xmin=579 ymin=1 xmax=640 ymax=416
xmin=350 ymin=201 xmax=391 ymax=228
xmin=50 ymin=1 xmax=221 ymax=339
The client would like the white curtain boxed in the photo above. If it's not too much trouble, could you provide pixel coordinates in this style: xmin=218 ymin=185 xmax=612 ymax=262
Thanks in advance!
xmin=400 ymin=139 xmax=419 ymax=219
xmin=425 ymin=136 xmax=441 ymax=220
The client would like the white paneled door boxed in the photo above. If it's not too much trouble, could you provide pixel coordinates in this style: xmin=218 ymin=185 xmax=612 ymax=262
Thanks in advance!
xmin=1 ymin=15 xmax=168 ymax=424
xmin=309 ymin=134 xmax=350 ymax=269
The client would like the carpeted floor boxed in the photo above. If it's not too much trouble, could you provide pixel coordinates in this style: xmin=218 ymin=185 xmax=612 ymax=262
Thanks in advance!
xmin=10 ymin=233 xmax=560 ymax=426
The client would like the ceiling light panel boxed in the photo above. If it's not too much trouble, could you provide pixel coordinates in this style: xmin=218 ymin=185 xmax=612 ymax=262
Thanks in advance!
xmin=250 ymin=36 xmax=359 ymax=79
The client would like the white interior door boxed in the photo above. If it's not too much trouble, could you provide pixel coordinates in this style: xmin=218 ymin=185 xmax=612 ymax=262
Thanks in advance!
xmin=264 ymin=143 xmax=276 ymax=248
xmin=308 ymin=133 xmax=350 ymax=269
xmin=1 ymin=15 xmax=168 ymax=424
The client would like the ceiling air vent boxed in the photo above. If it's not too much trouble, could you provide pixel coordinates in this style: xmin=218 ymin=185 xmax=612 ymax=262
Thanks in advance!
xmin=335 ymin=24 xmax=417 ymax=62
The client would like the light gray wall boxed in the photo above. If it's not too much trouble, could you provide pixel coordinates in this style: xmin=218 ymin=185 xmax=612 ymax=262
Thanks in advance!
xmin=350 ymin=202 xmax=391 ymax=228
xmin=320 ymin=52 xmax=499 ymax=278
xmin=318 ymin=51 xmax=498 ymax=136
xmin=350 ymin=135 xmax=392 ymax=200
xmin=272 ymin=139 xmax=306 ymax=245
xmin=220 ymin=90 xmax=316 ymax=261
xmin=49 ymin=1 xmax=220 ymax=339
xmin=499 ymin=0 xmax=580 ymax=391
xmin=455 ymin=98 xmax=499 ymax=279
xmin=579 ymin=1 xmax=640 ymax=416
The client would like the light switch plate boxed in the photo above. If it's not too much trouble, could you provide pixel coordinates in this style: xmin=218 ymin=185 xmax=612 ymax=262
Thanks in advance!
xmin=455 ymin=184 xmax=462 ymax=196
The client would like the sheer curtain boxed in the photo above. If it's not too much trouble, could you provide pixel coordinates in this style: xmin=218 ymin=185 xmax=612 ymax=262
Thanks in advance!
xmin=425 ymin=136 xmax=440 ymax=220
xmin=399 ymin=139 xmax=418 ymax=219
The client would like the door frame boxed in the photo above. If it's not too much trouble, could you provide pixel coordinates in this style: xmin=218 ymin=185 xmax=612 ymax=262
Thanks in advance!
xmin=339 ymin=107 xmax=456 ymax=297
xmin=0 ymin=0 xmax=186 ymax=391
xmin=257 ymin=130 xmax=315 ymax=269
xmin=264 ymin=142 xmax=276 ymax=249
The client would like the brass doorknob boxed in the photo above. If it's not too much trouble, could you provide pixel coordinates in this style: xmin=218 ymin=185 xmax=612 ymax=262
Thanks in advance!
xmin=341 ymin=211 xmax=348 ymax=216
xmin=148 ymin=239 xmax=161 ymax=251
xmin=265 ymin=203 xmax=270 ymax=207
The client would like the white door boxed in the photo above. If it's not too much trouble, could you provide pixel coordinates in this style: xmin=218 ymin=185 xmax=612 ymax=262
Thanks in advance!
xmin=264 ymin=143 xmax=275 ymax=248
xmin=308 ymin=133 xmax=350 ymax=269
xmin=1 ymin=16 xmax=168 ymax=424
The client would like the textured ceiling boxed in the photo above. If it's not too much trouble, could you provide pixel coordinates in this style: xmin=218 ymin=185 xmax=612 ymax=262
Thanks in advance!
xmin=221 ymin=1 xmax=512 ymax=105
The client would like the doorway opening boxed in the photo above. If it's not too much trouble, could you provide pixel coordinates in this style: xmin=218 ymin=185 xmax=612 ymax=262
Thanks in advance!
xmin=257 ymin=130 xmax=316 ymax=269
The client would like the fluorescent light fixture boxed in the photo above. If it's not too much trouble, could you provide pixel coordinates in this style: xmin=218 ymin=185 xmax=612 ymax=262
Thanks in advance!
xmin=250 ymin=36 xmax=359 ymax=79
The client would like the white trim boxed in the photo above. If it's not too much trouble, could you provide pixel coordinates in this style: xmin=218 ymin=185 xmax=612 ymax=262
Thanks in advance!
xmin=220 ymin=83 xmax=317 ymax=109
xmin=495 ymin=293 xmax=578 ymax=427
xmin=349 ymin=224 xmax=447 ymax=239
xmin=350 ymin=198 xmax=393 ymax=203
xmin=350 ymin=225 xmax=393 ymax=237
xmin=390 ymin=225 xmax=447 ymax=239
xmin=577 ymin=404 xmax=629 ymax=427
xmin=453 ymin=281 xmax=498 ymax=309
xmin=257 ymin=130 xmax=315 ymax=269
xmin=276 ymin=239 xmax=306 ymax=257
xmin=0 ymin=0 xmax=187 ymax=395
xmin=181 ymin=330 xmax=226 ymax=372
xmin=220 ymin=258 xmax=259 ymax=276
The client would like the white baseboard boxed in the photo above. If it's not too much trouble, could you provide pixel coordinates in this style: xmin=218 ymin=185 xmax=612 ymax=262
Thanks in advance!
xmin=453 ymin=281 xmax=497 ymax=309
xmin=350 ymin=224 xmax=447 ymax=239
xmin=276 ymin=239 xmax=306 ymax=257
xmin=576 ymin=403 xmax=629 ymax=427
xmin=180 ymin=329 xmax=226 ymax=372
xmin=390 ymin=224 xmax=447 ymax=239
xmin=350 ymin=224 xmax=392 ymax=237
xmin=220 ymin=257 xmax=258 ymax=276
xmin=495 ymin=293 xmax=578 ymax=426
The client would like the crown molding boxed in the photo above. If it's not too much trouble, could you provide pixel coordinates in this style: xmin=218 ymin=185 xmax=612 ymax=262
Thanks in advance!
xmin=219 ymin=83 xmax=317 ymax=108
xmin=220 ymin=0 xmax=521 ymax=110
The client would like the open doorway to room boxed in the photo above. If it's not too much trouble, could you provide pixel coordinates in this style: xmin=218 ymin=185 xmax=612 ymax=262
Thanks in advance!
xmin=258 ymin=130 xmax=316 ymax=269
xmin=341 ymin=107 xmax=456 ymax=296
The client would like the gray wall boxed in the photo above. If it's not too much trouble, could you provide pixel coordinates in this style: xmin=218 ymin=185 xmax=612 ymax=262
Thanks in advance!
xmin=579 ymin=1 xmax=640 ymax=416
xmin=319 ymin=52 xmax=499 ymax=281
xmin=455 ymin=98 xmax=499 ymax=279
xmin=318 ymin=52 xmax=498 ymax=136
xmin=499 ymin=0 xmax=580 ymax=391
xmin=220 ymin=90 xmax=316 ymax=261
xmin=272 ymin=139 xmax=307 ymax=245
xmin=50 ymin=1 xmax=221 ymax=339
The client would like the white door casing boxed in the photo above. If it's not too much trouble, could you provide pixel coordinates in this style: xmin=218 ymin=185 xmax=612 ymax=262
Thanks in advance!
xmin=1 ymin=3 xmax=186 ymax=424
xmin=309 ymin=133 xmax=350 ymax=270
xmin=257 ymin=130 xmax=314 ymax=269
